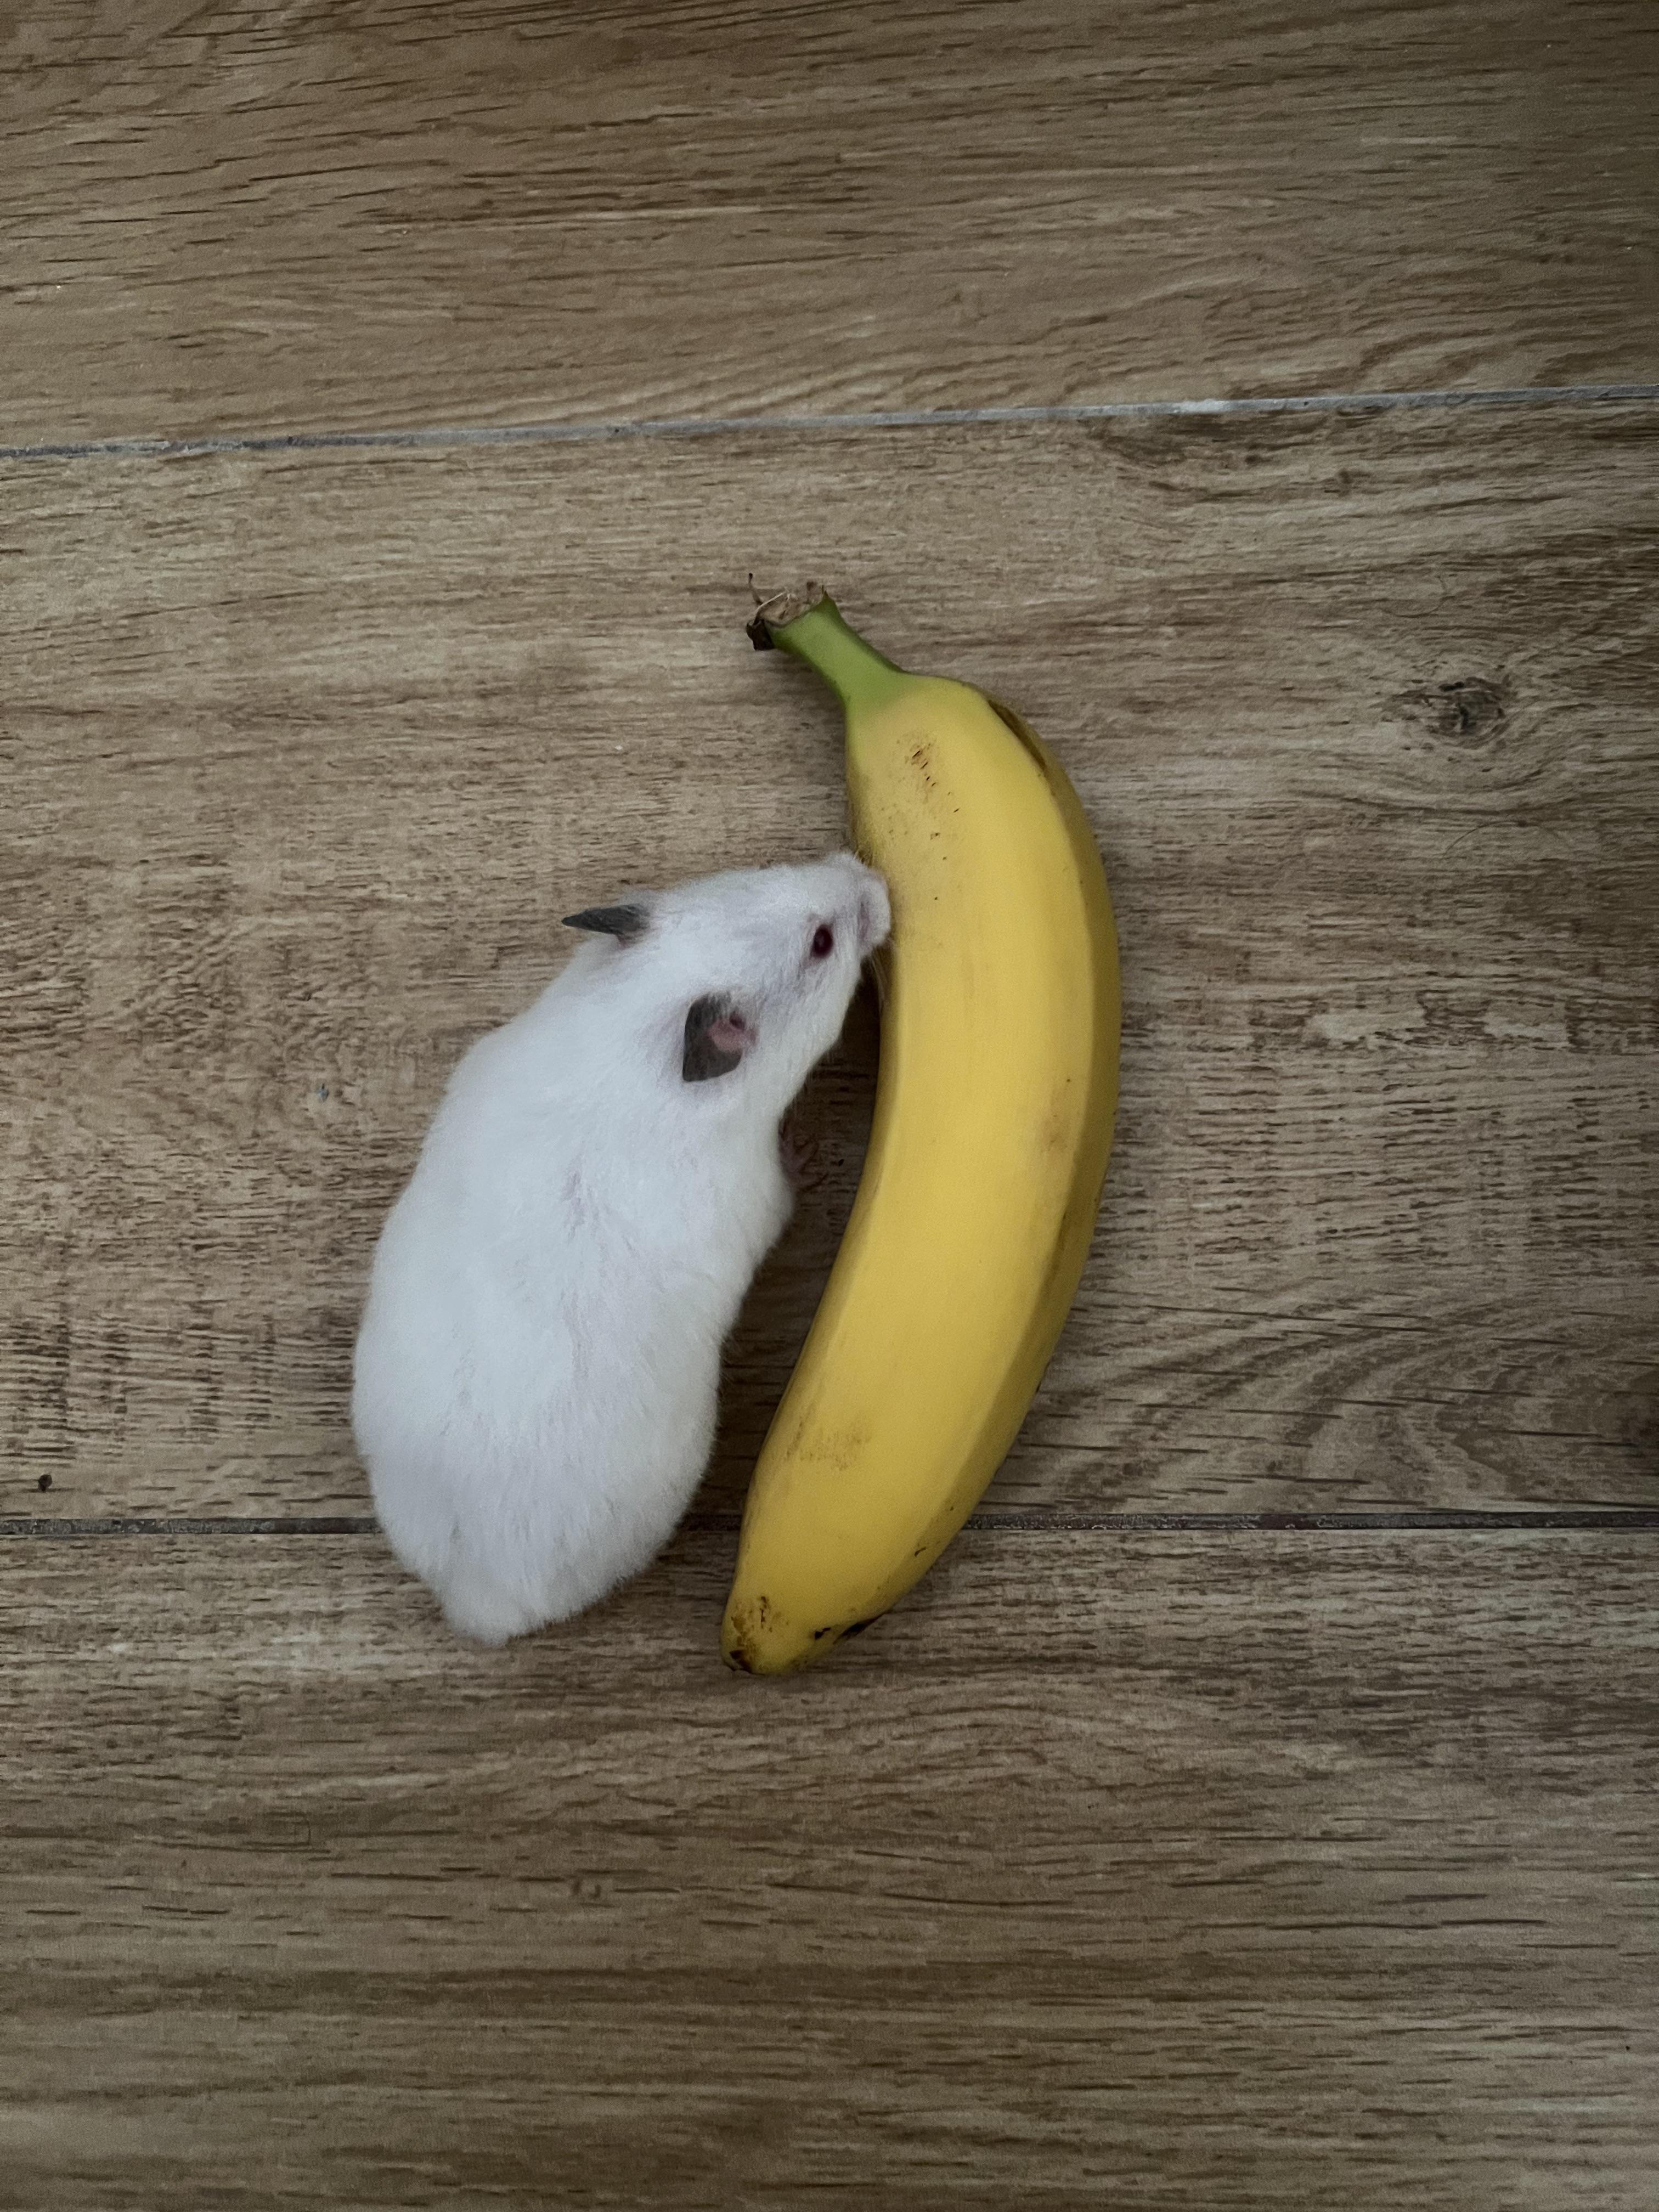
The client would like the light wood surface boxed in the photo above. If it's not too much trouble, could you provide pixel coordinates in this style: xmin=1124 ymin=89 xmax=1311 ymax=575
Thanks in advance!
xmin=4 ymin=5 xmax=1657 ymax=2200
xmin=5 ymin=1527 xmax=1656 ymax=2209
xmin=5 ymin=405 xmax=1655 ymax=1520
xmin=3 ymin=0 xmax=1656 ymax=444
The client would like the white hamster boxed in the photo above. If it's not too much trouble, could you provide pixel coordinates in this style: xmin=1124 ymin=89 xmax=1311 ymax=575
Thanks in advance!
xmin=351 ymin=853 xmax=891 ymax=1646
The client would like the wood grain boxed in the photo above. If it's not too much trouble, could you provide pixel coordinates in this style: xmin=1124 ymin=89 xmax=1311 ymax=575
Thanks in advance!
xmin=3 ymin=1526 xmax=1656 ymax=2209
xmin=3 ymin=0 xmax=1656 ymax=444
xmin=4 ymin=402 xmax=1656 ymax=1520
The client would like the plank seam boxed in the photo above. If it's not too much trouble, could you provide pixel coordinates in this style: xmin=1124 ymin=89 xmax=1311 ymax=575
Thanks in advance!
xmin=4 ymin=383 xmax=1656 ymax=463
xmin=5 ymin=1511 xmax=1657 ymax=1537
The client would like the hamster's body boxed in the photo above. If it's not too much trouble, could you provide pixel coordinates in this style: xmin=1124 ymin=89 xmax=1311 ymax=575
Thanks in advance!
xmin=352 ymin=855 xmax=888 ymax=1645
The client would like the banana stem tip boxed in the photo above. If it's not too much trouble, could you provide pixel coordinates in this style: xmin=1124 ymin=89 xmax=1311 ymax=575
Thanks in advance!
xmin=746 ymin=578 xmax=826 ymax=650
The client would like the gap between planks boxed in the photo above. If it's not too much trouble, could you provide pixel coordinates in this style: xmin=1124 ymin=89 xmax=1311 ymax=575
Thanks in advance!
xmin=5 ymin=381 xmax=1658 ymax=464
xmin=6 ymin=1510 xmax=1658 ymax=1538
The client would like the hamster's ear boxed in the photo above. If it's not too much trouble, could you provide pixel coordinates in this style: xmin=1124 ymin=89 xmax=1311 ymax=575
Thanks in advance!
xmin=562 ymin=900 xmax=650 ymax=945
xmin=682 ymin=994 xmax=753 ymax=1084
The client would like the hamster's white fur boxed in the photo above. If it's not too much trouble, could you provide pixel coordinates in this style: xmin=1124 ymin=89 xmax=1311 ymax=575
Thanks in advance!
xmin=352 ymin=854 xmax=889 ymax=1645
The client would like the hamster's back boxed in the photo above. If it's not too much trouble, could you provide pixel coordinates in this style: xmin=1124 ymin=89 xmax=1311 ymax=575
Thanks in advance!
xmin=351 ymin=999 xmax=727 ymax=1641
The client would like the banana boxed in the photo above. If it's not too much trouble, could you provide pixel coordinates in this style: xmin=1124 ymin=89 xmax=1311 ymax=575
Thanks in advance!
xmin=722 ymin=586 xmax=1120 ymax=1674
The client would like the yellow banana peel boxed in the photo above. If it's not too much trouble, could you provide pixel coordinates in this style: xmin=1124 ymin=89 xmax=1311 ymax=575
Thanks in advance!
xmin=723 ymin=586 xmax=1120 ymax=1673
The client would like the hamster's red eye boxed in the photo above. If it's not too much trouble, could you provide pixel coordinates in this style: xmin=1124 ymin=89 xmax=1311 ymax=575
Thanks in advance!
xmin=810 ymin=924 xmax=834 ymax=960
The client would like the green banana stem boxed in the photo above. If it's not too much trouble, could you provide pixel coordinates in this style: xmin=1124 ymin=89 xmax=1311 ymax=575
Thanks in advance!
xmin=753 ymin=586 xmax=910 ymax=713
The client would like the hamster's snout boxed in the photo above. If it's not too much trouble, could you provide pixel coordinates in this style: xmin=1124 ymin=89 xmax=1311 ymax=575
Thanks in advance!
xmin=853 ymin=869 xmax=891 ymax=955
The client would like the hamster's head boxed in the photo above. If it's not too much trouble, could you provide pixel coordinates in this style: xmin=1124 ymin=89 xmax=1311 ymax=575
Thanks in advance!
xmin=565 ymin=853 xmax=890 ymax=1120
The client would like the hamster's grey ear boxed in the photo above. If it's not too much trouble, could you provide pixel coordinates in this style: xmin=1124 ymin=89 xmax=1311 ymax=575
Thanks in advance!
xmin=682 ymin=994 xmax=752 ymax=1083
xmin=562 ymin=901 xmax=649 ymax=945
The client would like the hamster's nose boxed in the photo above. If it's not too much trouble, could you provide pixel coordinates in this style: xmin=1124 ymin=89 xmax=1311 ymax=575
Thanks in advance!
xmin=856 ymin=872 xmax=892 ymax=952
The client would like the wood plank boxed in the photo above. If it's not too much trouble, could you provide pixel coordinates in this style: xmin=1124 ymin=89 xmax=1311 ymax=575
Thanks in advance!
xmin=3 ymin=0 xmax=1656 ymax=444
xmin=3 ymin=402 xmax=1656 ymax=1519
xmin=4 ymin=1526 xmax=1656 ymax=2207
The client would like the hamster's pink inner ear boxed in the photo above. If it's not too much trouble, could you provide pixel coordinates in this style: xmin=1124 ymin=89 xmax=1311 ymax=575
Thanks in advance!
xmin=682 ymin=996 xmax=752 ymax=1083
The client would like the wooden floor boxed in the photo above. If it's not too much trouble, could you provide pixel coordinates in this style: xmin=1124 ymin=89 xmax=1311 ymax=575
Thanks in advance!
xmin=3 ymin=4 xmax=1656 ymax=2205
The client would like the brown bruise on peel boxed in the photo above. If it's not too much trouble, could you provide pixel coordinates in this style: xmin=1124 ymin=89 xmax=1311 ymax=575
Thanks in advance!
xmin=777 ymin=1418 xmax=870 ymax=1476
xmin=723 ymin=1590 xmax=772 ymax=1674
xmin=891 ymin=737 xmax=951 ymax=865
xmin=815 ymin=1423 xmax=870 ymax=1473
xmin=726 ymin=1590 xmax=886 ymax=1676
xmin=765 ymin=1402 xmax=857 ymax=1473
xmin=811 ymin=1611 xmax=881 ymax=1647
xmin=1037 ymin=1088 xmax=1075 ymax=1156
